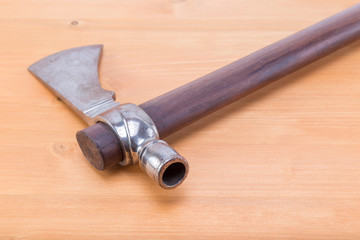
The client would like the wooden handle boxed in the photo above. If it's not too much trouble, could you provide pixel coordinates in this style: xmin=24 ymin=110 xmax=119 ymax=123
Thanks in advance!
xmin=140 ymin=4 xmax=360 ymax=138
xmin=77 ymin=4 xmax=360 ymax=168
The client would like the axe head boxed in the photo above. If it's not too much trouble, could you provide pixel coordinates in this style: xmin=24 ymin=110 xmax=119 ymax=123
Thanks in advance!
xmin=28 ymin=45 xmax=119 ymax=124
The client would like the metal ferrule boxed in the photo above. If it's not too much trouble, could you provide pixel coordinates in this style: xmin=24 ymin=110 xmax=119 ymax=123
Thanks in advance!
xmin=94 ymin=104 xmax=188 ymax=189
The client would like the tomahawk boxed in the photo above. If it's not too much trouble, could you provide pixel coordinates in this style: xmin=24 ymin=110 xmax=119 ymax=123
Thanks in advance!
xmin=29 ymin=5 xmax=360 ymax=189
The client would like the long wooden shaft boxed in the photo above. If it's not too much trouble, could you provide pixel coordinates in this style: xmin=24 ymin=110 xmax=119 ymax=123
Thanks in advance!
xmin=140 ymin=4 xmax=360 ymax=138
xmin=77 ymin=4 xmax=360 ymax=170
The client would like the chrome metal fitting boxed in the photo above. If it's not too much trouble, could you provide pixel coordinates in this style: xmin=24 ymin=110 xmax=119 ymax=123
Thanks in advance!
xmin=95 ymin=103 xmax=189 ymax=189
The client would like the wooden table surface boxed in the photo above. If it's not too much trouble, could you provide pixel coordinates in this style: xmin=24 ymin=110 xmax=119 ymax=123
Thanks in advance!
xmin=1 ymin=0 xmax=360 ymax=239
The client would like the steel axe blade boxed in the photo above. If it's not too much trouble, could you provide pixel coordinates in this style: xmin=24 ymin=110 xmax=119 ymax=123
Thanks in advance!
xmin=28 ymin=44 xmax=119 ymax=124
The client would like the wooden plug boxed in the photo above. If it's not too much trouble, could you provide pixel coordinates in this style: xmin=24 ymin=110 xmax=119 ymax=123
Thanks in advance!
xmin=76 ymin=122 xmax=123 ymax=170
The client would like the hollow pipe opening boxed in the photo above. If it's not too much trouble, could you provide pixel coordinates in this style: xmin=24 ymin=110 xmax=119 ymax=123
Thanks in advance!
xmin=161 ymin=162 xmax=187 ymax=188
xmin=140 ymin=140 xmax=189 ymax=189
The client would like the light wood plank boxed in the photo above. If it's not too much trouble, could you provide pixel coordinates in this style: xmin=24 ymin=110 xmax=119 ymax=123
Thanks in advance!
xmin=0 ymin=0 xmax=359 ymax=239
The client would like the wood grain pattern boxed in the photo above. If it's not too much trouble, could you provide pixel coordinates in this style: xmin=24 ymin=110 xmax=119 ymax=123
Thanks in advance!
xmin=0 ymin=0 xmax=360 ymax=239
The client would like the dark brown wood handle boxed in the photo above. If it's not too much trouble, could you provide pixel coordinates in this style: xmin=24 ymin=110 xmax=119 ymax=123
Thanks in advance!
xmin=140 ymin=4 xmax=360 ymax=138
xmin=77 ymin=4 xmax=360 ymax=169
